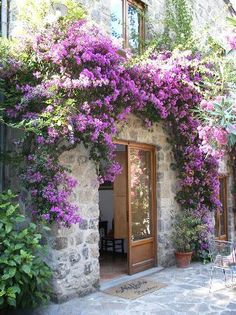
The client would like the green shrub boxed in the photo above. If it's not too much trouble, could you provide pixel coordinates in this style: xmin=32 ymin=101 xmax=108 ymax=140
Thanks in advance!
xmin=171 ymin=211 xmax=203 ymax=252
xmin=0 ymin=190 xmax=52 ymax=310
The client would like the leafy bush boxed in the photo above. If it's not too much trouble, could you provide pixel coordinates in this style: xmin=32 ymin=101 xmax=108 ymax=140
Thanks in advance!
xmin=0 ymin=190 xmax=52 ymax=310
xmin=171 ymin=211 xmax=203 ymax=252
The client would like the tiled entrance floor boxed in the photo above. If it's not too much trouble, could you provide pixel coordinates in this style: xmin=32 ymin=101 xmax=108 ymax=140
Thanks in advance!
xmin=17 ymin=263 xmax=236 ymax=314
xmin=100 ymin=252 xmax=127 ymax=281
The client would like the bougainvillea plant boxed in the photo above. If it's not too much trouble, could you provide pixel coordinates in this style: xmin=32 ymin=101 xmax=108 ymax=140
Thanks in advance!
xmin=0 ymin=17 xmax=222 ymax=258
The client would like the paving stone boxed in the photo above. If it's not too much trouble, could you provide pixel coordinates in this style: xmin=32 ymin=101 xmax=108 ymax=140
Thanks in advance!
xmin=227 ymin=303 xmax=236 ymax=310
xmin=197 ymin=303 xmax=210 ymax=312
xmin=24 ymin=263 xmax=236 ymax=315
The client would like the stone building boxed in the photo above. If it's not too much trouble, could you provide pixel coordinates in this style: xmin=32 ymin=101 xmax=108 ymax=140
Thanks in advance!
xmin=0 ymin=0 xmax=236 ymax=303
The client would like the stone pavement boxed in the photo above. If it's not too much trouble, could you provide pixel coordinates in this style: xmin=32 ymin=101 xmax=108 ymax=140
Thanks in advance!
xmin=24 ymin=263 xmax=236 ymax=315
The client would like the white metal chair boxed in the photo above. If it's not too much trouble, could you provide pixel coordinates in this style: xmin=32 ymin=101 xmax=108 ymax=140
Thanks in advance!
xmin=209 ymin=240 xmax=236 ymax=292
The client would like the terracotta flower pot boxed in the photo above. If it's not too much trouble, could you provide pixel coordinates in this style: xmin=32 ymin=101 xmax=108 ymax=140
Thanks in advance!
xmin=175 ymin=251 xmax=193 ymax=268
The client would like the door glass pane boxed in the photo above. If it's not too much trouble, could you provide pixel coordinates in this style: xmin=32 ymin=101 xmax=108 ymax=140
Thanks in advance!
xmin=111 ymin=0 xmax=123 ymax=43
xmin=127 ymin=4 xmax=141 ymax=53
xmin=130 ymin=148 xmax=152 ymax=241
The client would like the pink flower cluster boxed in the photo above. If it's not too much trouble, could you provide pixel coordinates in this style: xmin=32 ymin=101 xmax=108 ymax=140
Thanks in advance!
xmin=197 ymin=94 xmax=236 ymax=160
xmin=229 ymin=35 xmax=236 ymax=50
xmin=198 ymin=125 xmax=228 ymax=158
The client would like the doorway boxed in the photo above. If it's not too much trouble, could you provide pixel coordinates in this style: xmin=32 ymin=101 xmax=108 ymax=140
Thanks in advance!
xmin=99 ymin=141 xmax=157 ymax=281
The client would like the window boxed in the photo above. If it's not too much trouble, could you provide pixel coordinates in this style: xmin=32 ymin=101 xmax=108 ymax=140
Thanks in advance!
xmin=0 ymin=0 xmax=9 ymax=38
xmin=215 ymin=177 xmax=228 ymax=240
xmin=111 ymin=0 xmax=145 ymax=53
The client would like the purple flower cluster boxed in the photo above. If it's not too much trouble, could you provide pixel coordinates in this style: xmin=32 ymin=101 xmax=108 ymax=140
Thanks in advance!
xmin=21 ymin=152 xmax=80 ymax=226
xmin=1 ymin=19 xmax=221 ymax=256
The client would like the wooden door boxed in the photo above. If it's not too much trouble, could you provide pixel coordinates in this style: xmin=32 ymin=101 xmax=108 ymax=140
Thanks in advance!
xmin=127 ymin=143 xmax=157 ymax=274
xmin=215 ymin=177 xmax=228 ymax=240
xmin=114 ymin=151 xmax=128 ymax=238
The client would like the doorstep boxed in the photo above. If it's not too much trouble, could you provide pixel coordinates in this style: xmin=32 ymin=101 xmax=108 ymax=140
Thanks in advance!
xmin=100 ymin=266 xmax=164 ymax=291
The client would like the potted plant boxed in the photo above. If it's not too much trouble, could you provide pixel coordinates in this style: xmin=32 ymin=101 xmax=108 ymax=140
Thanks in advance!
xmin=171 ymin=211 xmax=202 ymax=268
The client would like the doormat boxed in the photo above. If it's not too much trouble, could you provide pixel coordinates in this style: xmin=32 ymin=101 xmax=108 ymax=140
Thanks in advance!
xmin=103 ymin=278 xmax=167 ymax=299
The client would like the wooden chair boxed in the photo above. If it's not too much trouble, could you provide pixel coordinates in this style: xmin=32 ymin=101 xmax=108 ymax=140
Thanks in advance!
xmin=101 ymin=219 xmax=124 ymax=254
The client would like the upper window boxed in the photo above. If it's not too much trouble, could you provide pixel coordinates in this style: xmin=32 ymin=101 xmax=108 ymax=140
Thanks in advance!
xmin=111 ymin=0 xmax=145 ymax=54
xmin=0 ymin=0 xmax=9 ymax=38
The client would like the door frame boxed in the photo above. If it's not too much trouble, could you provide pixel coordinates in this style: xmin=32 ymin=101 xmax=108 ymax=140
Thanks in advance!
xmin=215 ymin=176 xmax=228 ymax=241
xmin=114 ymin=139 xmax=157 ymax=274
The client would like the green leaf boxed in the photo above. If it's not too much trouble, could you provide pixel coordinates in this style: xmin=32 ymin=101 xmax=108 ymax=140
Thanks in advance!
xmin=7 ymin=288 xmax=16 ymax=299
xmin=14 ymin=215 xmax=25 ymax=222
xmin=0 ymin=289 xmax=6 ymax=297
xmin=21 ymin=264 xmax=31 ymax=275
xmin=11 ymin=285 xmax=21 ymax=294
xmin=13 ymin=255 xmax=22 ymax=264
xmin=14 ymin=243 xmax=24 ymax=250
xmin=2 ymin=267 xmax=16 ymax=280
xmin=6 ymin=260 xmax=17 ymax=267
xmin=228 ymin=134 xmax=236 ymax=146
xmin=7 ymin=296 xmax=16 ymax=307
xmin=5 ymin=223 xmax=13 ymax=234
xmin=6 ymin=204 xmax=16 ymax=216
xmin=227 ymin=17 xmax=236 ymax=27
xmin=18 ymin=229 xmax=28 ymax=238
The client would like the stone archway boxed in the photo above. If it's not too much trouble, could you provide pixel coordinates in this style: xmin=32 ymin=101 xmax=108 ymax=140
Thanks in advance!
xmin=45 ymin=114 xmax=179 ymax=302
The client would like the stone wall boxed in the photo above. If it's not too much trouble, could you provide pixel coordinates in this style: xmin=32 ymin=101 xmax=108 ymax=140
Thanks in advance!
xmin=45 ymin=144 xmax=100 ymax=302
xmin=117 ymin=114 xmax=179 ymax=266
xmin=45 ymin=114 xmax=178 ymax=302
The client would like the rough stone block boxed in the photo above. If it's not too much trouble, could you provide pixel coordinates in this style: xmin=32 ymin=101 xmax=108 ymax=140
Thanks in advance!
xmin=89 ymin=219 xmax=98 ymax=229
xmin=86 ymin=232 xmax=99 ymax=244
xmin=84 ymin=262 xmax=93 ymax=275
xmin=69 ymin=252 xmax=81 ymax=266
xmin=75 ymin=232 xmax=83 ymax=245
xmin=52 ymin=263 xmax=70 ymax=280
xmin=82 ymin=245 xmax=89 ymax=260
xmin=79 ymin=219 xmax=88 ymax=230
xmin=51 ymin=237 xmax=68 ymax=250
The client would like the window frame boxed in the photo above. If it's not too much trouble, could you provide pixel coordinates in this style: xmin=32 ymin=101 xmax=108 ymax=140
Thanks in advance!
xmin=112 ymin=0 xmax=146 ymax=53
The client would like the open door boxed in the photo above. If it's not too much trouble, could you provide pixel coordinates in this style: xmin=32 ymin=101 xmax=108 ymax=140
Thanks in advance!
xmin=127 ymin=143 xmax=157 ymax=274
